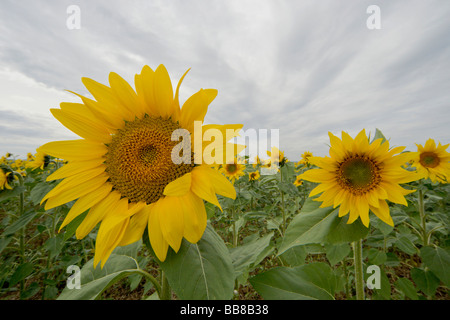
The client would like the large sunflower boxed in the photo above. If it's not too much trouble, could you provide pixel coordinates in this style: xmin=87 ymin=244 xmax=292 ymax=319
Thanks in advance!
xmin=38 ymin=65 xmax=243 ymax=267
xmin=299 ymin=129 xmax=417 ymax=227
xmin=412 ymin=139 xmax=450 ymax=183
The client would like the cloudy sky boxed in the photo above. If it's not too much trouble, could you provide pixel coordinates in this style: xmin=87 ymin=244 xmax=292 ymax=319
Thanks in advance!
xmin=1 ymin=0 xmax=449 ymax=161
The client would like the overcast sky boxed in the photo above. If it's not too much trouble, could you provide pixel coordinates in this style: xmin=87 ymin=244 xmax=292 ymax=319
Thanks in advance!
xmin=1 ymin=0 xmax=449 ymax=161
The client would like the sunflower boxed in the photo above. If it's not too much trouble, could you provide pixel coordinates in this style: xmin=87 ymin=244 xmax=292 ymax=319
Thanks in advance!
xmin=299 ymin=129 xmax=417 ymax=227
xmin=412 ymin=139 xmax=450 ymax=183
xmin=293 ymin=175 xmax=303 ymax=187
xmin=248 ymin=170 xmax=260 ymax=181
xmin=220 ymin=159 xmax=245 ymax=183
xmin=267 ymin=147 xmax=288 ymax=167
xmin=0 ymin=168 xmax=13 ymax=190
xmin=26 ymin=151 xmax=49 ymax=170
xmin=38 ymin=65 xmax=243 ymax=267
xmin=297 ymin=151 xmax=313 ymax=166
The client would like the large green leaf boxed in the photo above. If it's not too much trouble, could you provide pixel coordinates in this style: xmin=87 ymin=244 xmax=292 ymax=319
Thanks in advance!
xmin=278 ymin=198 xmax=369 ymax=254
xmin=420 ymin=246 xmax=450 ymax=287
xmin=410 ymin=267 xmax=440 ymax=297
xmin=2 ymin=210 xmax=39 ymax=236
xmin=249 ymin=263 xmax=336 ymax=300
xmin=57 ymin=248 xmax=144 ymax=300
xmin=230 ymin=232 xmax=273 ymax=277
xmin=158 ymin=224 xmax=234 ymax=300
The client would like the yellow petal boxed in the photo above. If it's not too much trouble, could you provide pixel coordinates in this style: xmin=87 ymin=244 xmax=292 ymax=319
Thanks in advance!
xmin=191 ymin=165 xmax=222 ymax=211
xmin=153 ymin=64 xmax=174 ymax=118
xmin=82 ymin=77 xmax=134 ymax=121
xmin=76 ymin=191 xmax=121 ymax=239
xmin=180 ymin=89 xmax=218 ymax=130
xmin=47 ymin=158 xmax=105 ymax=181
xmin=44 ymin=173 xmax=109 ymax=210
xmin=181 ymin=191 xmax=207 ymax=243
xmin=370 ymin=200 xmax=394 ymax=226
xmin=38 ymin=139 xmax=107 ymax=161
xmin=59 ymin=182 xmax=113 ymax=231
xmin=119 ymin=205 xmax=152 ymax=247
xmin=148 ymin=200 xmax=169 ymax=261
xmin=171 ymin=68 xmax=191 ymax=123
xmin=94 ymin=199 xmax=130 ymax=268
xmin=138 ymin=65 xmax=158 ymax=116
xmin=200 ymin=165 xmax=236 ymax=199
xmin=50 ymin=108 xmax=111 ymax=142
xmin=42 ymin=166 xmax=106 ymax=202
xmin=157 ymin=196 xmax=184 ymax=253
xmin=109 ymin=72 xmax=142 ymax=118
xmin=163 ymin=172 xmax=192 ymax=197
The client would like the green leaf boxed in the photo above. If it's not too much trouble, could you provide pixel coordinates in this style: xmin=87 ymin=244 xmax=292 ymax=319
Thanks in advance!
xmin=395 ymin=236 xmax=417 ymax=255
xmin=367 ymin=268 xmax=391 ymax=300
xmin=278 ymin=198 xmax=369 ymax=254
xmin=57 ymin=253 xmax=142 ymax=300
xmin=230 ymin=232 xmax=273 ymax=277
xmin=0 ymin=186 xmax=26 ymax=202
xmin=420 ymin=246 xmax=450 ymax=287
xmin=158 ymin=224 xmax=235 ymax=300
xmin=43 ymin=234 xmax=65 ymax=259
xmin=279 ymin=245 xmax=308 ymax=267
xmin=9 ymin=262 xmax=34 ymax=287
xmin=325 ymin=243 xmax=351 ymax=266
xmin=367 ymin=248 xmax=387 ymax=265
xmin=395 ymin=278 xmax=418 ymax=300
xmin=63 ymin=211 xmax=88 ymax=241
xmin=249 ymin=264 xmax=335 ymax=300
xmin=2 ymin=210 xmax=39 ymax=236
xmin=371 ymin=128 xmax=387 ymax=144
xmin=30 ymin=181 xmax=56 ymax=205
xmin=410 ymin=267 xmax=440 ymax=297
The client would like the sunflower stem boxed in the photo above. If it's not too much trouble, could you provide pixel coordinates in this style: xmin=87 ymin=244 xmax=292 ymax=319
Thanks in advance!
xmin=280 ymin=170 xmax=286 ymax=235
xmin=160 ymin=271 xmax=171 ymax=300
xmin=418 ymin=188 xmax=428 ymax=246
xmin=13 ymin=172 xmax=25 ymax=297
xmin=352 ymin=239 xmax=365 ymax=300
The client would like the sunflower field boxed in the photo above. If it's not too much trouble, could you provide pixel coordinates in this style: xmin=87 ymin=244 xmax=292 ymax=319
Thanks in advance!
xmin=0 ymin=66 xmax=449 ymax=302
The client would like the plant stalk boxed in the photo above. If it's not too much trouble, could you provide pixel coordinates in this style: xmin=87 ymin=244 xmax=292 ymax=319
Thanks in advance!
xmin=418 ymin=189 xmax=428 ymax=246
xmin=352 ymin=239 xmax=365 ymax=300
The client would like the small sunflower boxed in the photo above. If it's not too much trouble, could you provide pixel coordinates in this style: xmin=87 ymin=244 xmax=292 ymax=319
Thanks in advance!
xmin=38 ymin=65 xmax=243 ymax=267
xmin=220 ymin=159 xmax=245 ymax=183
xmin=26 ymin=151 xmax=49 ymax=170
xmin=299 ymin=129 xmax=418 ymax=227
xmin=412 ymin=139 xmax=450 ymax=183
xmin=297 ymin=151 xmax=313 ymax=166
xmin=248 ymin=170 xmax=260 ymax=181
xmin=293 ymin=175 xmax=303 ymax=187
xmin=267 ymin=147 xmax=288 ymax=167
xmin=0 ymin=167 xmax=13 ymax=190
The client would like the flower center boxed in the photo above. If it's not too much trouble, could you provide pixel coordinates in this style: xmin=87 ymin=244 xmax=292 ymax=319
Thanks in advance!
xmin=419 ymin=152 xmax=440 ymax=168
xmin=105 ymin=115 xmax=194 ymax=204
xmin=226 ymin=164 xmax=237 ymax=174
xmin=337 ymin=156 xmax=381 ymax=195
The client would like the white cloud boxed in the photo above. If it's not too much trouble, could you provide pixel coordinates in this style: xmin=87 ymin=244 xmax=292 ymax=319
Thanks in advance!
xmin=0 ymin=0 xmax=449 ymax=160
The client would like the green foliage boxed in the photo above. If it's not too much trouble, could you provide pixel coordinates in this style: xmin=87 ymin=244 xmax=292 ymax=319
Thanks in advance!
xmin=0 ymin=151 xmax=448 ymax=301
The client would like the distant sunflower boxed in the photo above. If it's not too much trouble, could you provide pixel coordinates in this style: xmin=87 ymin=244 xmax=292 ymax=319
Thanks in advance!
xmin=38 ymin=65 xmax=243 ymax=266
xmin=0 ymin=168 xmax=13 ymax=190
xmin=298 ymin=151 xmax=313 ymax=166
xmin=248 ymin=171 xmax=260 ymax=181
xmin=220 ymin=159 xmax=245 ymax=183
xmin=293 ymin=175 xmax=303 ymax=187
xmin=267 ymin=147 xmax=288 ymax=167
xmin=299 ymin=129 xmax=418 ymax=227
xmin=26 ymin=151 xmax=49 ymax=170
xmin=411 ymin=139 xmax=450 ymax=183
